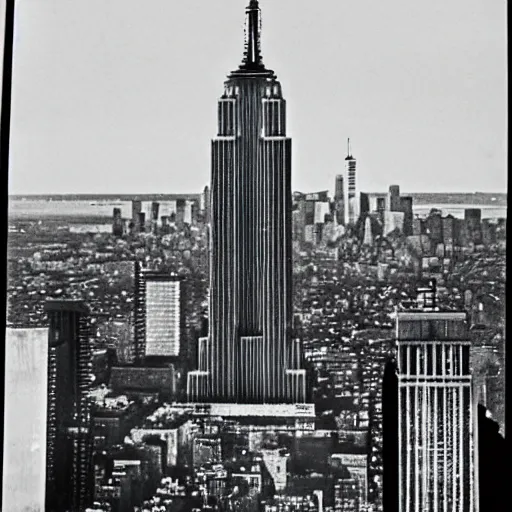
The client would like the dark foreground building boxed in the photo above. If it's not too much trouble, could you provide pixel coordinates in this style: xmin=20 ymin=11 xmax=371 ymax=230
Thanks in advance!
xmin=382 ymin=358 xmax=399 ymax=512
xmin=476 ymin=404 xmax=507 ymax=511
xmin=188 ymin=0 xmax=306 ymax=404
xmin=45 ymin=299 xmax=94 ymax=512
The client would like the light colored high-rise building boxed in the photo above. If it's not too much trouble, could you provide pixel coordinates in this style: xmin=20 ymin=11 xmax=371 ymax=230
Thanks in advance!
xmin=314 ymin=201 xmax=330 ymax=224
xmin=363 ymin=216 xmax=373 ymax=245
xmin=344 ymin=139 xmax=358 ymax=225
xmin=134 ymin=263 xmax=182 ymax=361
xmin=396 ymin=284 xmax=476 ymax=512
xmin=3 ymin=328 xmax=48 ymax=512
xmin=187 ymin=0 xmax=306 ymax=405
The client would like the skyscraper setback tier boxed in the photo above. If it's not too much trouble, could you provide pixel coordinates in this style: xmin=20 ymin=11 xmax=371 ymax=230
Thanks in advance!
xmin=188 ymin=1 xmax=306 ymax=404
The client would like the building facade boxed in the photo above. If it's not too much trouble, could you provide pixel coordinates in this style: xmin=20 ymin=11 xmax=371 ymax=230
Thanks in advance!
xmin=134 ymin=262 xmax=183 ymax=364
xmin=335 ymin=174 xmax=345 ymax=225
xmin=464 ymin=208 xmax=482 ymax=245
xmin=3 ymin=328 xmax=48 ymax=512
xmin=45 ymin=300 xmax=94 ymax=512
xmin=396 ymin=287 xmax=476 ymax=512
xmin=187 ymin=0 xmax=306 ymax=404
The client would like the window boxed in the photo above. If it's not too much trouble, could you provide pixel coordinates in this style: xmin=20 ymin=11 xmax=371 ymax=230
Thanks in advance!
xmin=453 ymin=346 xmax=460 ymax=375
xmin=399 ymin=321 xmax=418 ymax=340
xmin=429 ymin=320 xmax=446 ymax=340
xmin=421 ymin=320 xmax=432 ymax=340
xmin=462 ymin=346 xmax=470 ymax=374
xmin=418 ymin=348 xmax=425 ymax=375
xmin=409 ymin=346 xmax=417 ymax=375
xmin=434 ymin=344 xmax=443 ymax=376
xmin=446 ymin=320 xmax=466 ymax=340
xmin=426 ymin=345 xmax=433 ymax=375
xmin=445 ymin=346 xmax=453 ymax=375
xmin=400 ymin=347 xmax=408 ymax=374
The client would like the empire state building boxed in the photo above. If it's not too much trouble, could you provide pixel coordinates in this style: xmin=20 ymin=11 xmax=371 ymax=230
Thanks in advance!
xmin=188 ymin=1 xmax=306 ymax=405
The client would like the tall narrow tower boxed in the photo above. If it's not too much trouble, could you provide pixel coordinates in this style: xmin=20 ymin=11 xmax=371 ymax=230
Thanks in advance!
xmin=396 ymin=283 xmax=476 ymax=512
xmin=334 ymin=174 xmax=345 ymax=225
xmin=344 ymin=139 xmax=358 ymax=225
xmin=187 ymin=1 xmax=306 ymax=405
xmin=45 ymin=300 xmax=94 ymax=512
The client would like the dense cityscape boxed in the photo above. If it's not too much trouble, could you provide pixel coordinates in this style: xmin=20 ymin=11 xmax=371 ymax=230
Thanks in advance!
xmin=3 ymin=2 xmax=506 ymax=512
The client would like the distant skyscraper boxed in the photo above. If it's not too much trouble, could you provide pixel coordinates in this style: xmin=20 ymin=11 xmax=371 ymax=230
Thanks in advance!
xmin=399 ymin=196 xmax=414 ymax=236
xmin=112 ymin=207 xmax=124 ymax=237
xmin=3 ymin=328 xmax=48 ymax=512
xmin=344 ymin=139 xmax=358 ymax=225
xmin=176 ymin=199 xmax=186 ymax=227
xmin=480 ymin=219 xmax=497 ymax=246
xmin=45 ymin=300 xmax=94 ymax=512
xmin=334 ymin=174 xmax=345 ymax=225
xmin=396 ymin=283 xmax=476 ymax=512
xmin=388 ymin=185 xmax=401 ymax=212
xmin=464 ymin=208 xmax=482 ymax=245
xmin=151 ymin=201 xmax=160 ymax=234
xmin=184 ymin=200 xmax=193 ymax=225
xmin=202 ymin=185 xmax=211 ymax=224
xmin=134 ymin=262 xmax=182 ymax=363
xmin=138 ymin=211 xmax=146 ymax=232
xmin=314 ymin=201 xmax=330 ymax=224
xmin=131 ymin=200 xmax=142 ymax=234
xmin=188 ymin=0 xmax=306 ymax=404
xmin=363 ymin=216 xmax=373 ymax=245
xmin=426 ymin=210 xmax=444 ymax=245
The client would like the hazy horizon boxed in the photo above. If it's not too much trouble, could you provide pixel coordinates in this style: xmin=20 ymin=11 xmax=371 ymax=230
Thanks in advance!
xmin=7 ymin=0 xmax=508 ymax=196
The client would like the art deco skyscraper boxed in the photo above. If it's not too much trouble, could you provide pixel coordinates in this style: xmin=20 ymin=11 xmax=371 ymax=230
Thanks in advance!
xmin=188 ymin=0 xmax=306 ymax=404
xmin=396 ymin=283 xmax=476 ymax=512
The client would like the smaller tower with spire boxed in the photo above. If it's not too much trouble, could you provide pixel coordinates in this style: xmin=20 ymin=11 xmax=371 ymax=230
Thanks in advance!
xmin=344 ymin=138 xmax=358 ymax=225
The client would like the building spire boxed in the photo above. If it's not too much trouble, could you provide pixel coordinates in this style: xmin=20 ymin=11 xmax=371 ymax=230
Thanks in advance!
xmin=345 ymin=138 xmax=354 ymax=161
xmin=240 ymin=0 xmax=265 ymax=70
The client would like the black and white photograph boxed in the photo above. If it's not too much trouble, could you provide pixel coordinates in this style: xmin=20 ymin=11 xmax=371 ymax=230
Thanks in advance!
xmin=1 ymin=1 xmax=507 ymax=511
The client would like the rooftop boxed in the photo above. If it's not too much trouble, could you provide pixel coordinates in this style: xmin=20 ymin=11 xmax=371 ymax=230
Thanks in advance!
xmin=141 ymin=405 xmax=190 ymax=429
xmin=44 ymin=298 xmax=89 ymax=314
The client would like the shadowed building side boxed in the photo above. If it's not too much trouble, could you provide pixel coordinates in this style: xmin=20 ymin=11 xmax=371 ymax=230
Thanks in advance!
xmin=382 ymin=358 xmax=399 ymax=512
xmin=476 ymin=404 xmax=507 ymax=511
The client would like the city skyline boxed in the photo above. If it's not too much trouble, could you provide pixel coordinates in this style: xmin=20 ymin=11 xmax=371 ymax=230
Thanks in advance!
xmin=2 ymin=1 xmax=507 ymax=511
xmin=7 ymin=0 xmax=507 ymax=196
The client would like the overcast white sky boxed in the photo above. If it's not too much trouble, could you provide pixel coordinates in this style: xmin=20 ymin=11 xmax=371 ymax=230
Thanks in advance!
xmin=7 ymin=0 xmax=507 ymax=195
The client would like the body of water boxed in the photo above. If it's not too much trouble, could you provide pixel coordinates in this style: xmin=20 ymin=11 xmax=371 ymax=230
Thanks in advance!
xmin=413 ymin=204 xmax=507 ymax=220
